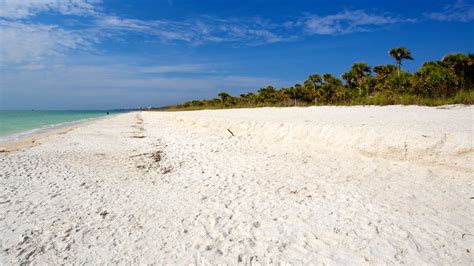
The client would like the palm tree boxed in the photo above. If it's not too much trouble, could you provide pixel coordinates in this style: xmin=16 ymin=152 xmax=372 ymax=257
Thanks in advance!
xmin=352 ymin=63 xmax=372 ymax=78
xmin=289 ymin=84 xmax=304 ymax=106
xmin=246 ymin=92 xmax=256 ymax=105
xmin=342 ymin=62 xmax=371 ymax=90
xmin=308 ymin=74 xmax=323 ymax=103
xmin=278 ymin=88 xmax=291 ymax=106
xmin=218 ymin=92 xmax=230 ymax=104
xmin=321 ymin=73 xmax=342 ymax=103
xmin=308 ymin=74 xmax=323 ymax=90
xmin=389 ymin=47 xmax=414 ymax=76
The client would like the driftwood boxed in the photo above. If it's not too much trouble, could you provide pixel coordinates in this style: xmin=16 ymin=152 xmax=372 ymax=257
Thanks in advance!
xmin=227 ymin=129 xmax=235 ymax=136
xmin=129 ymin=152 xmax=150 ymax=158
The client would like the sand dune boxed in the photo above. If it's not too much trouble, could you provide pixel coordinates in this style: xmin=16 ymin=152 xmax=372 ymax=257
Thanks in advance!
xmin=1 ymin=106 xmax=473 ymax=264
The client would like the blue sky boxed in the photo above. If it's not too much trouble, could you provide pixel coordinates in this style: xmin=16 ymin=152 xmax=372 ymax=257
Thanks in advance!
xmin=0 ymin=0 xmax=473 ymax=110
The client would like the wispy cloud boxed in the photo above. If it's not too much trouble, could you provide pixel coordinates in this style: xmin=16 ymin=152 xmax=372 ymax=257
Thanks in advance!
xmin=96 ymin=16 xmax=196 ymax=42
xmin=426 ymin=0 xmax=474 ymax=22
xmin=0 ymin=20 xmax=95 ymax=64
xmin=139 ymin=64 xmax=215 ymax=74
xmin=95 ymin=11 xmax=413 ymax=45
xmin=0 ymin=0 xmax=100 ymax=64
xmin=0 ymin=0 xmax=99 ymax=19
xmin=96 ymin=15 xmax=296 ymax=45
xmin=302 ymin=10 xmax=415 ymax=35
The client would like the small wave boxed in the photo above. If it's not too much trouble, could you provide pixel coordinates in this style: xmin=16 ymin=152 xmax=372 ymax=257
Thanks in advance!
xmin=0 ymin=116 xmax=109 ymax=143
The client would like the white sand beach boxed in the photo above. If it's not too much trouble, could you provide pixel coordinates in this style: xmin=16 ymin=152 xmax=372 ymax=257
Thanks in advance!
xmin=0 ymin=105 xmax=473 ymax=264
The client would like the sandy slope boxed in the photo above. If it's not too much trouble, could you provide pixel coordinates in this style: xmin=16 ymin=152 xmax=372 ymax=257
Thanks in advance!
xmin=0 ymin=106 xmax=473 ymax=264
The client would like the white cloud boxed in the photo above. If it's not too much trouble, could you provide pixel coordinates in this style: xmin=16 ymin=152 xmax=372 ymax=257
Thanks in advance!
xmin=97 ymin=16 xmax=195 ymax=42
xmin=0 ymin=0 xmax=99 ymax=19
xmin=95 ymin=15 xmax=295 ymax=45
xmin=96 ymin=10 xmax=410 ymax=44
xmin=0 ymin=1 xmax=417 ymax=66
xmin=139 ymin=64 xmax=215 ymax=74
xmin=426 ymin=0 xmax=474 ymax=22
xmin=304 ymin=10 xmax=415 ymax=35
xmin=0 ymin=20 xmax=94 ymax=64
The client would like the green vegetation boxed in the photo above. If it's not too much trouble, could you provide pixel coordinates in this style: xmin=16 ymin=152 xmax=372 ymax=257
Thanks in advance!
xmin=163 ymin=49 xmax=474 ymax=110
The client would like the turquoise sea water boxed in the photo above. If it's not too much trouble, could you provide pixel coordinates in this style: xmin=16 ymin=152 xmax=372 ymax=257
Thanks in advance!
xmin=0 ymin=110 xmax=123 ymax=141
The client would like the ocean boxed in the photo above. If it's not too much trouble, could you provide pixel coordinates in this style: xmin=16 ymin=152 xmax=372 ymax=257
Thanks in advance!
xmin=0 ymin=110 xmax=123 ymax=142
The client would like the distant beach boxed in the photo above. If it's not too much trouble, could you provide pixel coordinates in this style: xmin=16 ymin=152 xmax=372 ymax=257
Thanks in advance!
xmin=0 ymin=106 xmax=472 ymax=264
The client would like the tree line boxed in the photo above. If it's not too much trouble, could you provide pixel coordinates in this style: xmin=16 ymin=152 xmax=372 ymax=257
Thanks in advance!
xmin=166 ymin=48 xmax=473 ymax=110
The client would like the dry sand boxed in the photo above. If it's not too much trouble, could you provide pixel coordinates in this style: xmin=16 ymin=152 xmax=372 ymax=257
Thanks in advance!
xmin=0 ymin=105 xmax=473 ymax=264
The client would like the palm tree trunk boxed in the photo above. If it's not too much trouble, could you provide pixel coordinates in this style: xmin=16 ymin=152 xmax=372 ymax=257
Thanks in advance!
xmin=397 ymin=59 xmax=401 ymax=77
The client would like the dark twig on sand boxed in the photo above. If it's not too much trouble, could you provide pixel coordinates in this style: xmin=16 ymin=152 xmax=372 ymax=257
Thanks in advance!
xmin=100 ymin=210 xmax=109 ymax=218
xmin=162 ymin=166 xmax=173 ymax=174
xmin=129 ymin=152 xmax=151 ymax=158
xmin=227 ymin=129 xmax=235 ymax=136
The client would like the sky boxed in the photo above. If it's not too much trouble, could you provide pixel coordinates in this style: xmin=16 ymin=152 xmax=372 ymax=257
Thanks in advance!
xmin=0 ymin=0 xmax=473 ymax=110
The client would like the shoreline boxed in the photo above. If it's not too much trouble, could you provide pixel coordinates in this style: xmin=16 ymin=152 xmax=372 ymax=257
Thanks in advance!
xmin=0 ymin=113 xmax=128 ymax=152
